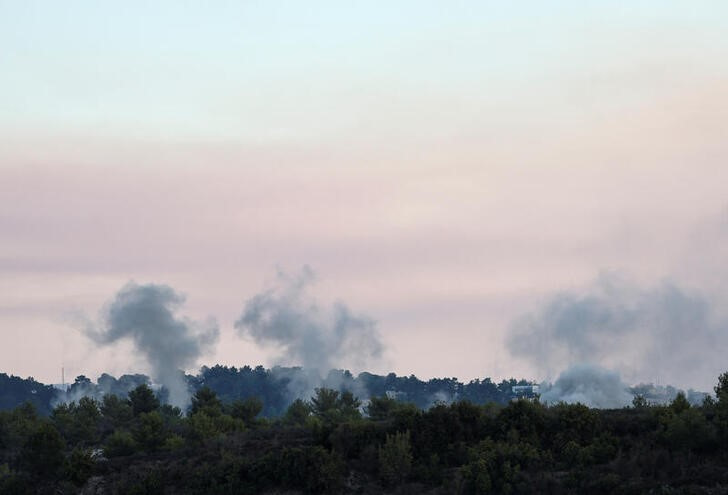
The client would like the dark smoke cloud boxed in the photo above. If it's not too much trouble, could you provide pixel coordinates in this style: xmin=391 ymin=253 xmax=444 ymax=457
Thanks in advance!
xmin=83 ymin=282 xmax=219 ymax=408
xmin=235 ymin=267 xmax=383 ymax=398
xmin=540 ymin=364 xmax=632 ymax=408
xmin=507 ymin=273 xmax=727 ymax=389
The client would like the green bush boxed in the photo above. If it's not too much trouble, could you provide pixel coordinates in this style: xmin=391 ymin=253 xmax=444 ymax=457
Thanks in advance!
xmin=104 ymin=430 xmax=137 ymax=457
xmin=64 ymin=448 xmax=94 ymax=486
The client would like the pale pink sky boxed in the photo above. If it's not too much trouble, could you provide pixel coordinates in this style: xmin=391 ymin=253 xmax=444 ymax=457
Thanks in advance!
xmin=2 ymin=2 xmax=728 ymax=390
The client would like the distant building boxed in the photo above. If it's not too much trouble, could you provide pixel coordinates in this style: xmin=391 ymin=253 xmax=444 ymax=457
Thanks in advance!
xmin=385 ymin=390 xmax=407 ymax=400
xmin=511 ymin=385 xmax=540 ymax=398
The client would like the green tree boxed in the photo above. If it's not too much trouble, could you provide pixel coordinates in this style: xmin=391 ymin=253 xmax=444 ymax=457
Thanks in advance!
xmin=662 ymin=408 xmax=717 ymax=452
xmin=185 ymin=411 xmax=219 ymax=445
xmin=72 ymin=396 xmax=102 ymax=445
xmin=715 ymin=372 xmax=728 ymax=401
xmin=0 ymin=403 xmax=39 ymax=460
xmin=159 ymin=404 xmax=183 ymax=430
xmin=713 ymin=372 xmax=728 ymax=440
xmin=104 ymin=430 xmax=137 ymax=457
xmin=50 ymin=402 xmax=74 ymax=442
xmin=228 ymin=397 xmax=263 ymax=426
xmin=366 ymin=395 xmax=398 ymax=421
xmin=133 ymin=411 xmax=167 ymax=452
xmin=310 ymin=388 xmax=362 ymax=423
xmin=128 ymin=384 xmax=160 ymax=417
xmin=64 ymin=448 xmax=94 ymax=486
xmin=496 ymin=398 xmax=546 ymax=446
xmin=190 ymin=387 xmax=222 ymax=417
xmin=378 ymin=430 xmax=413 ymax=486
xmin=311 ymin=388 xmax=340 ymax=418
xmin=549 ymin=402 xmax=599 ymax=450
xmin=462 ymin=457 xmax=492 ymax=494
xmin=101 ymin=394 xmax=133 ymax=429
xmin=19 ymin=422 xmax=64 ymax=479
xmin=284 ymin=399 xmax=312 ymax=425
xmin=338 ymin=391 xmax=362 ymax=421
xmin=275 ymin=446 xmax=345 ymax=493
xmin=632 ymin=395 xmax=648 ymax=408
xmin=670 ymin=392 xmax=691 ymax=414
xmin=461 ymin=439 xmax=540 ymax=495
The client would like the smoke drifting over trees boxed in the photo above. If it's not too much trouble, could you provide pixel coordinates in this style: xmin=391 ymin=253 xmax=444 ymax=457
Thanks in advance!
xmin=235 ymin=267 xmax=383 ymax=398
xmin=540 ymin=364 xmax=633 ymax=408
xmin=73 ymin=268 xmax=382 ymax=407
xmin=507 ymin=273 xmax=727 ymax=390
xmin=81 ymin=282 xmax=219 ymax=408
xmin=68 ymin=268 xmax=722 ymax=412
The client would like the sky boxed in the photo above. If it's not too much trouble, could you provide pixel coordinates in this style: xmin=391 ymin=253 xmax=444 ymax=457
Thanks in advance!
xmin=1 ymin=1 xmax=728 ymax=391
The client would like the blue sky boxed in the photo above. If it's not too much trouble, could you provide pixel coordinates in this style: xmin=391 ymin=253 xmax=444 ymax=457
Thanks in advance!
xmin=3 ymin=1 xmax=726 ymax=140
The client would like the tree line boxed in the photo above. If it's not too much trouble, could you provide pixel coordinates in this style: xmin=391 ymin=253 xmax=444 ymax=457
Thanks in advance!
xmin=3 ymin=372 xmax=728 ymax=493
xmin=1 ymin=366 xmax=534 ymax=418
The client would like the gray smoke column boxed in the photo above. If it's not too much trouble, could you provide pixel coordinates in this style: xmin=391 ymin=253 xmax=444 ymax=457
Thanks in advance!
xmin=83 ymin=282 xmax=219 ymax=408
xmin=235 ymin=267 xmax=383 ymax=398
xmin=540 ymin=364 xmax=632 ymax=408
xmin=507 ymin=273 xmax=727 ymax=390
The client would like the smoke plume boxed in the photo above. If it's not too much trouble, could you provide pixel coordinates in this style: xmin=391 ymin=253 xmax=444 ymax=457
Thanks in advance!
xmin=53 ymin=373 xmax=152 ymax=407
xmin=540 ymin=364 xmax=633 ymax=408
xmin=235 ymin=267 xmax=383 ymax=398
xmin=507 ymin=273 xmax=727 ymax=390
xmin=83 ymin=282 xmax=219 ymax=408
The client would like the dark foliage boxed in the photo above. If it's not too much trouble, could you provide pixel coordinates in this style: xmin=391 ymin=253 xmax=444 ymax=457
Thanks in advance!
xmin=0 ymin=374 xmax=56 ymax=416
xmin=3 ymin=370 xmax=728 ymax=493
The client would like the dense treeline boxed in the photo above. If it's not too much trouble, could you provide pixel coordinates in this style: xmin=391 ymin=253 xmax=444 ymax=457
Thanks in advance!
xmin=3 ymin=373 xmax=728 ymax=493
xmin=1 ymin=366 xmax=533 ymax=418
xmin=0 ymin=374 xmax=56 ymax=416
xmin=194 ymin=365 xmax=531 ymax=415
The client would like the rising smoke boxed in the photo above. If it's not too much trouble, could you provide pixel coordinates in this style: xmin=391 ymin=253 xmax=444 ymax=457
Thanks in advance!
xmin=82 ymin=282 xmax=219 ymax=408
xmin=54 ymin=373 xmax=152 ymax=407
xmin=507 ymin=273 xmax=727 ymax=390
xmin=235 ymin=267 xmax=383 ymax=399
xmin=540 ymin=364 xmax=633 ymax=408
